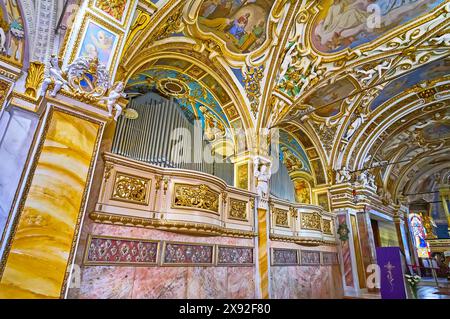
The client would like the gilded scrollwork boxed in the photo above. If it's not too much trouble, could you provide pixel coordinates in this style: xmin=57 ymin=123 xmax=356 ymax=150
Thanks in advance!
xmin=274 ymin=208 xmax=289 ymax=228
xmin=228 ymin=198 xmax=247 ymax=221
xmin=301 ymin=212 xmax=321 ymax=231
xmin=112 ymin=173 xmax=150 ymax=205
xmin=173 ymin=183 xmax=219 ymax=213
xmin=322 ymin=219 xmax=333 ymax=235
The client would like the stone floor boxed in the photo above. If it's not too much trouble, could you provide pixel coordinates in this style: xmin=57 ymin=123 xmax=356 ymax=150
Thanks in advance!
xmin=417 ymin=277 xmax=450 ymax=299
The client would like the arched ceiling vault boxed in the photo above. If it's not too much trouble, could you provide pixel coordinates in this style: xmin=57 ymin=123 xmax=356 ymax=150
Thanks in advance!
xmin=116 ymin=0 xmax=450 ymax=191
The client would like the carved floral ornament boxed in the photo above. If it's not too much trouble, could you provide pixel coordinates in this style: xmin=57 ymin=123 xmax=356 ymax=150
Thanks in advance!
xmin=112 ymin=173 xmax=150 ymax=205
xmin=300 ymin=212 xmax=321 ymax=231
xmin=173 ymin=183 xmax=220 ymax=213
xmin=228 ymin=198 xmax=248 ymax=221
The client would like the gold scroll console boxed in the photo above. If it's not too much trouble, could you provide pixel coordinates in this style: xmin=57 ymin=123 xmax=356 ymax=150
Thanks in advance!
xmin=91 ymin=153 xmax=257 ymax=237
xmin=268 ymin=197 xmax=336 ymax=245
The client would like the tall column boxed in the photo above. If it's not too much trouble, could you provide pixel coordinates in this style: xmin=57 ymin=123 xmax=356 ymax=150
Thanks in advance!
xmin=0 ymin=95 xmax=108 ymax=298
xmin=252 ymin=155 xmax=271 ymax=299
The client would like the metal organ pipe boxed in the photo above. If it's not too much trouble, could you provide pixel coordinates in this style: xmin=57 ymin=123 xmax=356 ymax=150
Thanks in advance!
xmin=112 ymin=92 xmax=234 ymax=185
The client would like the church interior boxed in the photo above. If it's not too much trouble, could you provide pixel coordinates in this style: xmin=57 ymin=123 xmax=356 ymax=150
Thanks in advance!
xmin=0 ymin=0 xmax=449 ymax=299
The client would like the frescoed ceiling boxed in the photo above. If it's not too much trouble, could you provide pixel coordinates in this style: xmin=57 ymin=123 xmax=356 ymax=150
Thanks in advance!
xmin=117 ymin=0 xmax=450 ymax=202
xmin=125 ymin=57 xmax=232 ymax=127
xmin=310 ymin=0 xmax=445 ymax=53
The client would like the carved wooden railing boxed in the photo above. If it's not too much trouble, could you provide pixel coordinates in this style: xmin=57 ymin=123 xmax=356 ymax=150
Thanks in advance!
xmin=268 ymin=197 xmax=336 ymax=245
xmin=91 ymin=152 xmax=257 ymax=237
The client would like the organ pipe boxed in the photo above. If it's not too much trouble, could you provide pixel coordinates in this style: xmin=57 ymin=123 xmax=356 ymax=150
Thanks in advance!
xmin=112 ymin=93 xmax=234 ymax=185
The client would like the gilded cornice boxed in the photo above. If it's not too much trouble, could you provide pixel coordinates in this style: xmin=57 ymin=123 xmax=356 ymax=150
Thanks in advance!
xmin=89 ymin=212 xmax=257 ymax=238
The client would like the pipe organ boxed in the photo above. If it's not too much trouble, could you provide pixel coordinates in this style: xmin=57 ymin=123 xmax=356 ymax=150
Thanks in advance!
xmin=270 ymin=158 xmax=295 ymax=202
xmin=112 ymin=93 xmax=234 ymax=185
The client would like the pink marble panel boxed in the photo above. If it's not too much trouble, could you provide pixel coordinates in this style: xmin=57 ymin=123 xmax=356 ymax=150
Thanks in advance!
xmin=78 ymin=266 xmax=135 ymax=299
xmin=131 ymin=267 xmax=188 ymax=299
xmin=227 ymin=267 xmax=255 ymax=299
xmin=186 ymin=267 xmax=227 ymax=299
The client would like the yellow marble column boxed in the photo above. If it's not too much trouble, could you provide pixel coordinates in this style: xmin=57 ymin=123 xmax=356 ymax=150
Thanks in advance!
xmin=0 ymin=107 xmax=103 ymax=298
xmin=257 ymin=208 xmax=269 ymax=299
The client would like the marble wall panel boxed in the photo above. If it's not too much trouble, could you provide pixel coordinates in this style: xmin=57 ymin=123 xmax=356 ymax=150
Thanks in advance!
xmin=0 ymin=108 xmax=38 ymax=244
xmin=71 ymin=223 xmax=257 ymax=299
xmin=0 ymin=109 xmax=101 ymax=298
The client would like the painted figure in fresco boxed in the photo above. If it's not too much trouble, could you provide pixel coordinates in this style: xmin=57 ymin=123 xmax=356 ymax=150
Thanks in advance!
xmin=315 ymin=0 xmax=368 ymax=50
xmin=254 ymin=157 xmax=271 ymax=199
xmin=41 ymin=55 xmax=68 ymax=97
xmin=294 ymin=179 xmax=310 ymax=204
xmin=101 ymin=81 xmax=126 ymax=121
xmin=314 ymin=0 xmax=440 ymax=52
xmin=228 ymin=13 xmax=250 ymax=40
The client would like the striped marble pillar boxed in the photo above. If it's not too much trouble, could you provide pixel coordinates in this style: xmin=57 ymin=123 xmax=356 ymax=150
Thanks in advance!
xmin=0 ymin=104 xmax=104 ymax=298
xmin=257 ymin=208 xmax=269 ymax=299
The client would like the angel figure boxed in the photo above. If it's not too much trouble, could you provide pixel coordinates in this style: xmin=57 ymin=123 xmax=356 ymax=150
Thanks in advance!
xmin=41 ymin=55 xmax=68 ymax=97
xmin=101 ymin=81 xmax=126 ymax=121
xmin=335 ymin=166 xmax=351 ymax=183
xmin=254 ymin=157 xmax=271 ymax=199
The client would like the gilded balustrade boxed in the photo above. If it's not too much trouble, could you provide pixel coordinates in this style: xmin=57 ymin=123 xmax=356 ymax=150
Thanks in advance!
xmin=269 ymin=197 xmax=336 ymax=246
xmin=94 ymin=153 xmax=336 ymax=244
xmin=93 ymin=152 xmax=256 ymax=237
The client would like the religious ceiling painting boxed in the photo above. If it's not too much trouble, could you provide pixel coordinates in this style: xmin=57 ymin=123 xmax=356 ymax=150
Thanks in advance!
xmin=421 ymin=120 xmax=450 ymax=141
xmin=370 ymin=58 xmax=450 ymax=111
xmin=293 ymin=178 xmax=311 ymax=204
xmin=303 ymin=76 xmax=358 ymax=119
xmin=197 ymin=0 xmax=275 ymax=54
xmin=125 ymin=61 xmax=232 ymax=132
xmin=0 ymin=0 xmax=26 ymax=67
xmin=311 ymin=159 xmax=326 ymax=185
xmin=310 ymin=0 xmax=445 ymax=54
xmin=75 ymin=18 xmax=121 ymax=70
xmin=279 ymin=130 xmax=311 ymax=173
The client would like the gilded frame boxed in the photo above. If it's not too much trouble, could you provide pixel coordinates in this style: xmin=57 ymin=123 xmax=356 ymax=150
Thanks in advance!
xmin=83 ymin=234 xmax=160 ymax=266
xmin=161 ymin=240 xmax=215 ymax=266
xmin=69 ymin=12 xmax=124 ymax=71
xmin=109 ymin=171 xmax=152 ymax=206
xmin=216 ymin=244 xmax=254 ymax=267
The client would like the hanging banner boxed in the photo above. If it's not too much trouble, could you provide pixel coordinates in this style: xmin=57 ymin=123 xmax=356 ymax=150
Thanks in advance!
xmin=408 ymin=213 xmax=431 ymax=258
xmin=376 ymin=247 xmax=408 ymax=299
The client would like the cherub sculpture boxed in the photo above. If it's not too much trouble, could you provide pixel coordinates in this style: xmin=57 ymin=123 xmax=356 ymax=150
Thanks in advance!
xmin=335 ymin=166 xmax=351 ymax=183
xmin=41 ymin=55 xmax=68 ymax=97
xmin=101 ymin=81 xmax=126 ymax=121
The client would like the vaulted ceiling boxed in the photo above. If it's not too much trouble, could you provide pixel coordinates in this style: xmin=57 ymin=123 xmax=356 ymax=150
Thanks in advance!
xmin=117 ymin=0 xmax=450 ymax=202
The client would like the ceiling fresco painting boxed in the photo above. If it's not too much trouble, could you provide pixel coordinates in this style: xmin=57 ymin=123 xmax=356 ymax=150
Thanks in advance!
xmin=303 ymin=76 xmax=358 ymax=118
xmin=126 ymin=66 xmax=230 ymax=126
xmin=311 ymin=0 xmax=445 ymax=53
xmin=112 ymin=0 xmax=449 ymax=211
xmin=197 ymin=0 xmax=275 ymax=54
xmin=279 ymin=130 xmax=311 ymax=173
xmin=370 ymin=57 xmax=450 ymax=110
